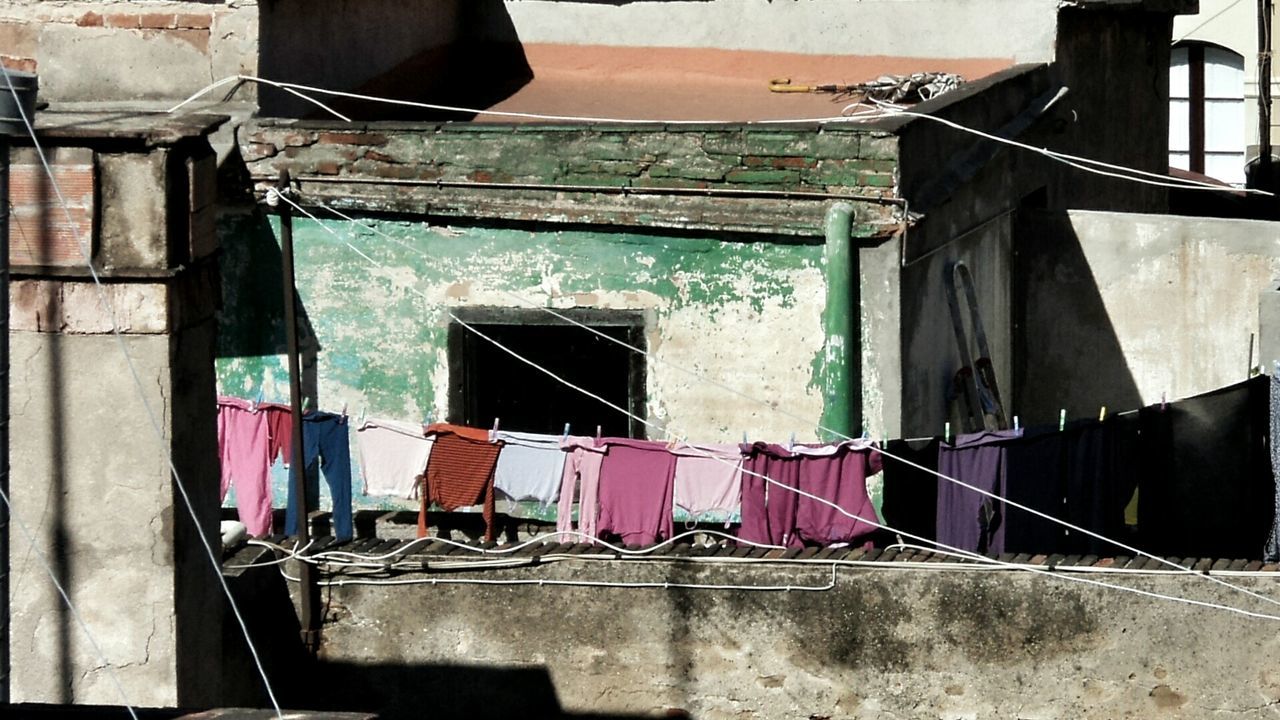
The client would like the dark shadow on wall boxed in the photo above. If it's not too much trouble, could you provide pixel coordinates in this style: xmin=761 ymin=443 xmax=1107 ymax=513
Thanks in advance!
xmin=215 ymin=208 xmax=321 ymax=405
xmin=1012 ymin=208 xmax=1142 ymax=424
xmin=257 ymin=0 xmax=533 ymax=120
xmin=220 ymin=564 xmax=664 ymax=719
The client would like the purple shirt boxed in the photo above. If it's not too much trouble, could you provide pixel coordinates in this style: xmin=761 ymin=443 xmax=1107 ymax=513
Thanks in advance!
xmin=936 ymin=429 xmax=1022 ymax=555
xmin=595 ymin=438 xmax=676 ymax=546
xmin=738 ymin=441 xmax=881 ymax=548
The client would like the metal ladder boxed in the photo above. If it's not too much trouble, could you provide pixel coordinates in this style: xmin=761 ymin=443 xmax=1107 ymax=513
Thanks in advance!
xmin=944 ymin=261 xmax=1008 ymax=433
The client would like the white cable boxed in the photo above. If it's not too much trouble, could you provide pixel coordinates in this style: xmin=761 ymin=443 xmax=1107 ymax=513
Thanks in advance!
xmin=173 ymin=73 xmax=1266 ymax=199
xmin=0 ymin=485 xmax=141 ymax=718
xmin=169 ymin=74 xmax=862 ymax=126
xmin=307 ymin=198 xmax=1280 ymax=611
xmin=269 ymin=194 xmax=1280 ymax=622
xmin=1173 ymin=0 xmax=1248 ymax=45
xmin=1 ymin=68 xmax=284 ymax=717
xmin=852 ymin=97 xmax=1274 ymax=196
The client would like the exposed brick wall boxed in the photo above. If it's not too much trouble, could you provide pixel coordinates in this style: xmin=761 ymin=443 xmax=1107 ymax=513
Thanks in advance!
xmin=9 ymin=147 xmax=94 ymax=267
xmin=241 ymin=122 xmax=903 ymax=236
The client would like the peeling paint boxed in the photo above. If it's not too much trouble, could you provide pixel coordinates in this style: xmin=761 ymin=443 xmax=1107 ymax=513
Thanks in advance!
xmin=217 ymin=211 xmax=828 ymax=510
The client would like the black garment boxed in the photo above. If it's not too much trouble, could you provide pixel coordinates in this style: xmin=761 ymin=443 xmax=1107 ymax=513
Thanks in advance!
xmin=880 ymin=438 xmax=940 ymax=543
xmin=1002 ymin=426 xmax=1069 ymax=554
xmin=1137 ymin=376 xmax=1274 ymax=559
xmin=1062 ymin=414 xmax=1140 ymax=556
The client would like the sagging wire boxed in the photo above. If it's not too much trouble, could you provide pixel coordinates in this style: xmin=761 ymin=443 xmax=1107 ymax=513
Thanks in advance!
xmin=264 ymin=192 xmax=1280 ymax=623
xmin=171 ymin=73 xmax=1261 ymax=197
xmin=849 ymin=95 xmax=1274 ymax=196
xmin=1 ymin=68 xmax=285 ymax=717
xmin=306 ymin=198 xmax=1280 ymax=613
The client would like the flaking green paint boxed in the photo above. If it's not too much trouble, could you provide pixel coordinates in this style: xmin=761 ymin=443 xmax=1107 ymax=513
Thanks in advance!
xmin=215 ymin=210 xmax=825 ymax=512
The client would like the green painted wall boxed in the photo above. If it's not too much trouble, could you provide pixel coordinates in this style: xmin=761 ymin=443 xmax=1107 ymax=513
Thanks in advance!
xmin=215 ymin=209 xmax=830 ymax=513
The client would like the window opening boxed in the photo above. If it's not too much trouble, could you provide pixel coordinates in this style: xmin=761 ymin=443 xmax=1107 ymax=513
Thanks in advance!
xmin=1170 ymin=42 xmax=1247 ymax=184
xmin=448 ymin=308 xmax=646 ymax=439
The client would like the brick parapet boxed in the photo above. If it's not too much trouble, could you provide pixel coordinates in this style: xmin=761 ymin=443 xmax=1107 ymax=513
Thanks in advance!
xmin=241 ymin=122 xmax=905 ymax=237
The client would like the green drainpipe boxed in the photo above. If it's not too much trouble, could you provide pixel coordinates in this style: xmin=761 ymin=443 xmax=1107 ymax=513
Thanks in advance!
xmin=820 ymin=202 xmax=856 ymax=441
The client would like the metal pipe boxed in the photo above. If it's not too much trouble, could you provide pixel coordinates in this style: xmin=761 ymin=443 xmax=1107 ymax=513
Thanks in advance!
xmin=819 ymin=202 xmax=857 ymax=441
xmin=1260 ymin=0 xmax=1274 ymax=170
xmin=0 ymin=130 xmax=9 ymax=709
xmin=277 ymin=170 xmax=320 ymax=653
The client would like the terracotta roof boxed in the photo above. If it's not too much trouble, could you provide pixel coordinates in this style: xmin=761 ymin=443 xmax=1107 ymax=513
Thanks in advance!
xmin=484 ymin=44 xmax=1014 ymax=122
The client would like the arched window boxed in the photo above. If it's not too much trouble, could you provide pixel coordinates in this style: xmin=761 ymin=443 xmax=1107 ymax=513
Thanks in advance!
xmin=1170 ymin=42 xmax=1247 ymax=185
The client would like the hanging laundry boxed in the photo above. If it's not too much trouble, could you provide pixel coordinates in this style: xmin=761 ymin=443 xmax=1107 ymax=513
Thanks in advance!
xmin=1138 ymin=376 xmax=1273 ymax=559
xmin=1001 ymin=426 xmax=1072 ymax=554
xmin=1268 ymin=371 xmax=1280 ymax=563
xmin=493 ymin=430 xmax=568 ymax=508
xmin=935 ymin=429 xmax=1021 ymax=555
xmin=738 ymin=441 xmax=881 ymax=548
xmin=595 ymin=438 xmax=677 ymax=546
xmin=1061 ymin=415 xmax=1140 ymax=556
xmin=260 ymin=402 xmax=292 ymax=465
xmin=356 ymin=418 xmax=434 ymax=499
xmin=285 ymin=411 xmax=354 ymax=542
xmin=556 ymin=436 xmax=605 ymax=543
xmin=419 ymin=423 xmax=502 ymax=542
xmin=670 ymin=443 xmax=743 ymax=520
xmin=216 ymin=397 xmax=273 ymax=537
xmin=880 ymin=438 xmax=941 ymax=543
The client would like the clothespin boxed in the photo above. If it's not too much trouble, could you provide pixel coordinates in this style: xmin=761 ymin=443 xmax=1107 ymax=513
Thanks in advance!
xmin=562 ymin=422 xmax=571 ymax=440
xmin=788 ymin=432 xmax=796 ymax=451
xmin=742 ymin=431 xmax=749 ymax=445
xmin=490 ymin=417 xmax=501 ymax=442
xmin=357 ymin=405 xmax=366 ymax=426
xmin=1013 ymin=415 xmax=1020 ymax=431
xmin=1098 ymin=406 xmax=1107 ymax=422
xmin=254 ymin=390 xmax=264 ymax=411
xmin=1160 ymin=392 xmax=1167 ymax=411
xmin=596 ymin=425 xmax=602 ymax=441
xmin=944 ymin=421 xmax=951 ymax=444
xmin=1059 ymin=409 xmax=1066 ymax=432
xmin=341 ymin=401 xmax=348 ymax=418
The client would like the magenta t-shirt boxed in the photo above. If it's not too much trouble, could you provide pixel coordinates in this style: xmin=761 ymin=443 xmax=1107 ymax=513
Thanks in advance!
xmin=595 ymin=438 xmax=676 ymax=546
xmin=738 ymin=441 xmax=881 ymax=547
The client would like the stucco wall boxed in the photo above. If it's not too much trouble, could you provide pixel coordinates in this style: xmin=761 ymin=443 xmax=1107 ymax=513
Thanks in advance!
xmin=250 ymin=557 xmax=1280 ymax=719
xmin=1017 ymin=209 xmax=1280 ymax=425
xmin=492 ymin=0 xmax=1059 ymax=62
xmin=215 ymin=211 xmax=832 ymax=512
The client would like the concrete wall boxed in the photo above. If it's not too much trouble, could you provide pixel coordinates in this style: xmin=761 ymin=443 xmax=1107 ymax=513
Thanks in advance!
xmin=7 ymin=115 xmax=226 ymax=707
xmin=1017 ymin=209 xmax=1280 ymax=425
xmin=252 ymin=557 xmax=1280 ymax=719
xmin=492 ymin=0 xmax=1059 ymax=62
xmin=0 ymin=1 xmax=259 ymax=102
xmin=215 ymin=211 xmax=833 ymax=513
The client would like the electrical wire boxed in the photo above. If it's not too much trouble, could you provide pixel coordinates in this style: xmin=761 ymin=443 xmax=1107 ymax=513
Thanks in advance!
xmin=171 ymin=73 xmax=1266 ymax=198
xmin=169 ymin=74 xmax=862 ymax=125
xmin=267 ymin=192 xmax=1280 ymax=622
xmin=305 ymin=197 xmax=1280 ymax=611
xmin=850 ymin=96 xmax=1275 ymax=196
xmin=1 ymin=68 xmax=284 ymax=717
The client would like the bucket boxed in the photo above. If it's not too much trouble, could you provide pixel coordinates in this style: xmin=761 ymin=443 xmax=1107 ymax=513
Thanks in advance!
xmin=0 ymin=69 xmax=38 ymax=136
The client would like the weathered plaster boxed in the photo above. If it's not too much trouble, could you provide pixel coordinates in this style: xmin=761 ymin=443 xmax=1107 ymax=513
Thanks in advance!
xmin=1019 ymin=209 xmax=1280 ymax=424
xmin=216 ymin=212 xmax=828 ymax=511
xmin=261 ymin=556 xmax=1280 ymax=720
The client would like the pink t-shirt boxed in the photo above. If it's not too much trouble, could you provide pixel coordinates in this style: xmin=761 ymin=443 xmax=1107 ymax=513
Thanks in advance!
xmin=670 ymin=443 xmax=743 ymax=518
xmin=595 ymin=438 xmax=676 ymax=546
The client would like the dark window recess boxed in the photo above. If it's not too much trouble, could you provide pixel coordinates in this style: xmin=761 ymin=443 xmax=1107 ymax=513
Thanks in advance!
xmin=448 ymin=308 xmax=646 ymax=438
